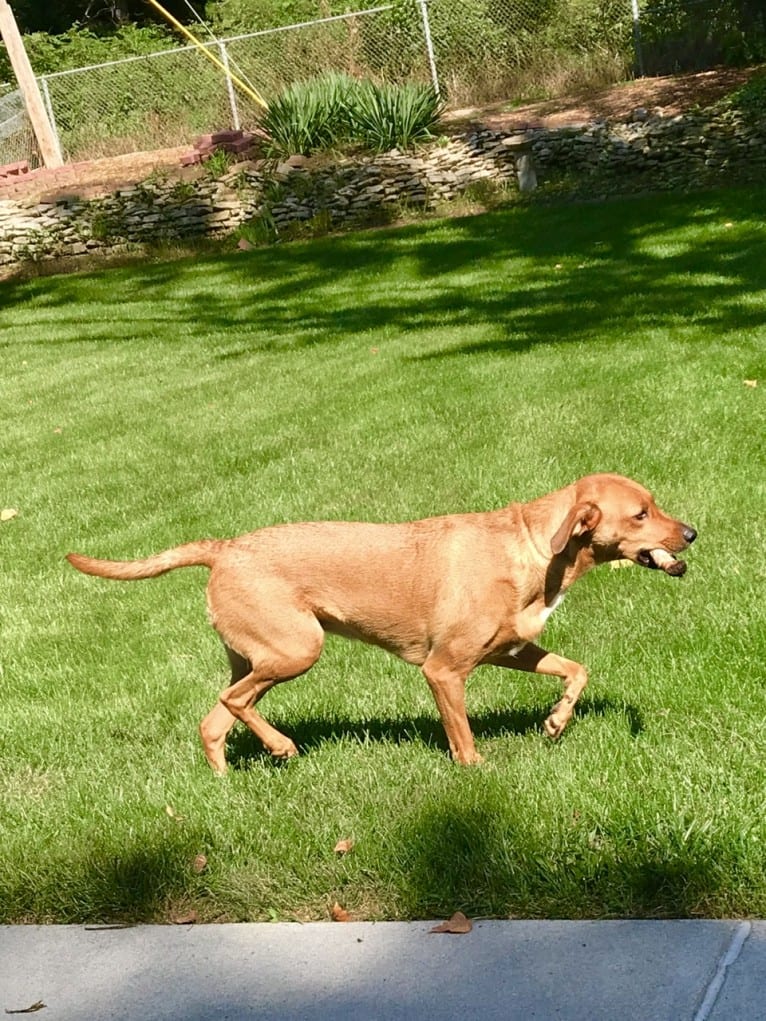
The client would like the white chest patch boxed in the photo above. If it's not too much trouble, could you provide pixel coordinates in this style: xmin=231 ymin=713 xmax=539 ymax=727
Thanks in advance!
xmin=540 ymin=591 xmax=565 ymax=624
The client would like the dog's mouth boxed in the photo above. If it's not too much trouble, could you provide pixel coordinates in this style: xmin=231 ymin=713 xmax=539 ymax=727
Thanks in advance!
xmin=637 ymin=548 xmax=687 ymax=577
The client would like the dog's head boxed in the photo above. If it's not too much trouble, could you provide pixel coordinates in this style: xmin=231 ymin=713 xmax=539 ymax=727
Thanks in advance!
xmin=550 ymin=473 xmax=696 ymax=576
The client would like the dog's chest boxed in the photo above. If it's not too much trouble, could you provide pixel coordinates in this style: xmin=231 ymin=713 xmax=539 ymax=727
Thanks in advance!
xmin=513 ymin=590 xmax=565 ymax=643
xmin=540 ymin=591 xmax=565 ymax=623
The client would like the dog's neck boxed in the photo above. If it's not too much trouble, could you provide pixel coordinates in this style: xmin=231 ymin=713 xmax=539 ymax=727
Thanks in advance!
xmin=545 ymin=546 xmax=597 ymax=601
xmin=517 ymin=497 xmax=599 ymax=601
xmin=518 ymin=497 xmax=559 ymax=563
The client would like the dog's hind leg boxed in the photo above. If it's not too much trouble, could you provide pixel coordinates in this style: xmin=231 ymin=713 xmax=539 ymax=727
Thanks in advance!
xmin=199 ymin=645 xmax=250 ymax=774
xmin=216 ymin=613 xmax=325 ymax=767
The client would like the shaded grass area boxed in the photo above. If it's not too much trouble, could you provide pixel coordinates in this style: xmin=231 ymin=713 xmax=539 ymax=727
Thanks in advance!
xmin=1 ymin=186 xmax=765 ymax=923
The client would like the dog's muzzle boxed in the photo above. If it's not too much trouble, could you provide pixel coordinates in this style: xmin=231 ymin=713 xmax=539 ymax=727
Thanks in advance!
xmin=638 ymin=525 xmax=696 ymax=576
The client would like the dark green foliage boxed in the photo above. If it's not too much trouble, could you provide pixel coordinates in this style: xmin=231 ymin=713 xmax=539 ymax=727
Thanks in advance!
xmin=638 ymin=0 xmax=766 ymax=73
xmin=0 ymin=23 xmax=176 ymax=82
xmin=724 ymin=71 xmax=766 ymax=116
xmin=9 ymin=1 xmax=208 ymax=34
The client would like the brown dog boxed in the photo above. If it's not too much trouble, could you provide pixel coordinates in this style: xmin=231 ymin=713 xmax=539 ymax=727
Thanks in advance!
xmin=67 ymin=473 xmax=695 ymax=772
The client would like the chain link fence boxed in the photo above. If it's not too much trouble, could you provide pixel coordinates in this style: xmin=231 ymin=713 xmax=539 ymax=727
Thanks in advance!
xmin=9 ymin=0 xmax=729 ymax=167
xmin=429 ymin=0 xmax=633 ymax=104
xmin=39 ymin=5 xmax=437 ymax=160
xmin=36 ymin=0 xmax=638 ymax=162
xmin=40 ymin=44 xmax=244 ymax=160
xmin=0 ymin=84 xmax=39 ymax=168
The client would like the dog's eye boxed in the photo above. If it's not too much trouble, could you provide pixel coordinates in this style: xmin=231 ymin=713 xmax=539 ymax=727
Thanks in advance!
xmin=634 ymin=510 xmax=648 ymax=521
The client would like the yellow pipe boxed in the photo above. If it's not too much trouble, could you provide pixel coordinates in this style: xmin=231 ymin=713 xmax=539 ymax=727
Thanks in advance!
xmin=145 ymin=0 xmax=268 ymax=110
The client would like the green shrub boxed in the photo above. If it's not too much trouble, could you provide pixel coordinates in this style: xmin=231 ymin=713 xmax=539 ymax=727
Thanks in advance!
xmin=8 ymin=24 xmax=176 ymax=79
xmin=638 ymin=0 xmax=766 ymax=74
xmin=724 ymin=72 xmax=766 ymax=116
xmin=205 ymin=147 xmax=235 ymax=177
xmin=207 ymin=0 xmax=350 ymax=36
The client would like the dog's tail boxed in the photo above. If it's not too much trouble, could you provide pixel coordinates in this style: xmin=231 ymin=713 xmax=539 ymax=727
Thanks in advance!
xmin=66 ymin=540 xmax=221 ymax=581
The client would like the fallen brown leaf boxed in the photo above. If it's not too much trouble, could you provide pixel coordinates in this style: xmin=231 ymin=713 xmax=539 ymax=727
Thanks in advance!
xmin=5 ymin=1001 xmax=46 ymax=1014
xmin=192 ymin=854 xmax=207 ymax=874
xmin=165 ymin=804 xmax=184 ymax=822
xmin=333 ymin=838 xmax=354 ymax=855
xmin=331 ymin=902 xmax=352 ymax=922
xmin=430 ymin=911 xmax=473 ymax=934
xmin=173 ymin=910 xmax=198 ymax=925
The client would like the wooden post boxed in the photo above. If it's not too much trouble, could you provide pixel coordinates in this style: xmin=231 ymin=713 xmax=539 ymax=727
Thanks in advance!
xmin=0 ymin=0 xmax=63 ymax=167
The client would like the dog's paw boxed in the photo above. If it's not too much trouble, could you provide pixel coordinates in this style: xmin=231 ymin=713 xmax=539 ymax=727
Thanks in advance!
xmin=271 ymin=739 xmax=299 ymax=760
xmin=543 ymin=714 xmax=566 ymax=740
xmin=204 ymin=752 xmax=228 ymax=774
xmin=453 ymin=749 xmax=485 ymax=765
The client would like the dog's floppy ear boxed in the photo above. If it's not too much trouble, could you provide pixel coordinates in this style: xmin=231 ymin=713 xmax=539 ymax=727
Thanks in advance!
xmin=550 ymin=502 xmax=602 ymax=555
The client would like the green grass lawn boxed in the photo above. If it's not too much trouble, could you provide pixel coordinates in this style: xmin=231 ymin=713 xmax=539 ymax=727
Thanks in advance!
xmin=1 ymin=186 xmax=765 ymax=923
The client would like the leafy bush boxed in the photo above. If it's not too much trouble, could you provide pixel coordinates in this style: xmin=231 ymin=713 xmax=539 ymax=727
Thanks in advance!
xmin=725 ymin=72 xmax=766 ymax=116
xmin=207 ymin=0 xmax=350 ymax=36
xmin=638 ymin=0 xmax=766 ymax=74
xmin=262 ymin=73 xmax=444 ymax=157
xmin=0 ymin=24 xmax=176 ymax=81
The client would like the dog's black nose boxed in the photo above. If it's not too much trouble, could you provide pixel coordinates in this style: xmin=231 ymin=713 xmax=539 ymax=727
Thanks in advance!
xmin=683 ymin=526 xmax=697 ymax=544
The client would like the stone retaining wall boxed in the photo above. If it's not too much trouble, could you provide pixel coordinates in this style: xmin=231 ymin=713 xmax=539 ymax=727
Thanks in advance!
xmin=1 ymin=104 xmax=764 ymax=269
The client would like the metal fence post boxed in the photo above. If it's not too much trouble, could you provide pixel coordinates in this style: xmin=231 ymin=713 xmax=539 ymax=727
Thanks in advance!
xmin=631 ymin=0 xmax=645 ymax=77
xmin=38 ymin=75 xmax=64 ymax=161
xmin=218 ymin=40 xmax=240 ymax=130
xmin=415 ymin=0 xmax=440 ymax=96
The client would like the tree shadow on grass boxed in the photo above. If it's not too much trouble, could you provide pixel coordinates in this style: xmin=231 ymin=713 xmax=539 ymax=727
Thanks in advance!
xmin=1 ymin=837 xmax=206 ymax=925
xmin=223 ymin=695 xmax=644 ymax=770
xmin=393 ymin=796 xmax=732 ymax=919
xmin=2 ymin=186 xmax=764 ymax=362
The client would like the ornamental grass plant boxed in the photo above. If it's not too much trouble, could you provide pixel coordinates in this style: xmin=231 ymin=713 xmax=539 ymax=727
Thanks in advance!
xmin=262 ymin=73 xmax=444 ymax=157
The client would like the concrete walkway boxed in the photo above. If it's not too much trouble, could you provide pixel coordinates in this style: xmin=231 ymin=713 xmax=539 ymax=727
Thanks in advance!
xmin=1 ymin=920 xmax=763 ymax=1020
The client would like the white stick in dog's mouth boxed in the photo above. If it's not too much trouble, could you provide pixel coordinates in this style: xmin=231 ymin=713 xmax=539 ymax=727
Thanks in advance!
xmin=645 ymin=548 xmax=687 ymax=576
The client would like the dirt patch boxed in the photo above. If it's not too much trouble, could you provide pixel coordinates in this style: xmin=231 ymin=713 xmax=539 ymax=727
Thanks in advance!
xmin=0 ymin=145 xmax=203 ymax=204
xmin=0 ymin=67 xmax=760 ymax=205
xmin=446 ymin=66 xmax=759 ymax=130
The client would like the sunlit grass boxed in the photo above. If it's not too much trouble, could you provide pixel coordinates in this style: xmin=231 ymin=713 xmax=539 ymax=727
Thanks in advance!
xmin=1 ymin=186 xmax=765 ymax=922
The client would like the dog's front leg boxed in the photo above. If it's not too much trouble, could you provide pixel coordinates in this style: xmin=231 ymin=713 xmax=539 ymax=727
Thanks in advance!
xmin=492 ymin=642 xmax=589 ymax=739
xmin=421 ymin=652 xmax=483 ymax=764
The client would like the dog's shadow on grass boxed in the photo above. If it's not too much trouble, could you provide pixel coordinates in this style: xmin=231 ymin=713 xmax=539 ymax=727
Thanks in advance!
xmin=224 ymin=696 xmax=644 ymax=769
